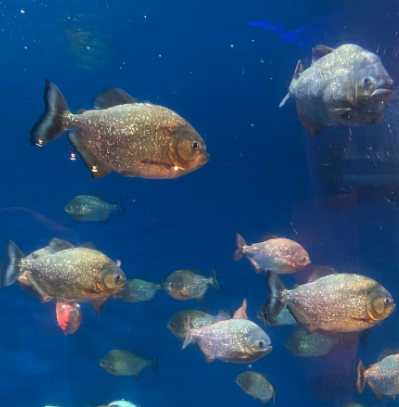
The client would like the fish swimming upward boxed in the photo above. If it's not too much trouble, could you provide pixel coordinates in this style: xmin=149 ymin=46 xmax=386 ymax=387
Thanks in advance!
xmin=30 ymin=81 xmax=210 ymax=179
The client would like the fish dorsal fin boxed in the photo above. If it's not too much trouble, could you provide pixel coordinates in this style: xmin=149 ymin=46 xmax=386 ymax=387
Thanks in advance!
xmin=79 ymin=242 xmax=97 ymax=250
xmin=260 ymin=234 xmax=279 ymax=242
xmin=233 ymin=299 xmax=248 ymax=319
xmin=307 ymin=266 xmax=337 ymax=283
xmin=312 ymin=45 xmax=334 ymax=63
xmin=294 ymin=60 xmax=304 ymax=79
xmin=213 ymin=310 xmax=231 ymax=323
xmin=48 ymin=238 xmax=74 ymax=253
xmin=93 ymin=88 xmax=136 ymax=109
xmin=77 ymin=108 xmax=87 ymax=114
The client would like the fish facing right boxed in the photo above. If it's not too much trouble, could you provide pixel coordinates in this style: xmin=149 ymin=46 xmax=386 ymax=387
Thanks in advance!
xmin=264 ymin=271 xmax=395 ymax=333
xmin=280 ymin=44 xmax=393 ymax=135
xmin=64 ymin=195 xmax=124 ymax=223
xmin=30 ymin=81 xmax=210 ymax=179
xmin=233 ymin=233 xmax=310 ymax=274
xmin=236 ymin=371 xmax=275 ymax=404
xmin=357 ymin=354 xmax=399 ymax=401
xmin=99 ymin=349 xmax=158 ymax=379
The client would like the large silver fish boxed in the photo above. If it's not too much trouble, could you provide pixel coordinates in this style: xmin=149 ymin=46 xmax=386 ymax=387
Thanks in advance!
xmin=30 ymin=81 xmax=209 ymax=179
xmin=280 ymin=44 xmax=393 ymax=135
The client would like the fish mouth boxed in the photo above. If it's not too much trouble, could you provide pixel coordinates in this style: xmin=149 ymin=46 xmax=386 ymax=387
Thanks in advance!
xmin=197 ymin=152 xmax=210 ymax=166
xmin=263 ymin=344 xmax=273 ymax=355
xmin=371 ymin=88 xmax=392 ymax=97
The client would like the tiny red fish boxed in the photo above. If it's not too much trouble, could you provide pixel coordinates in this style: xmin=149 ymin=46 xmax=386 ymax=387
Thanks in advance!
xmin=56 ymin=302 xmax=82 ymax=335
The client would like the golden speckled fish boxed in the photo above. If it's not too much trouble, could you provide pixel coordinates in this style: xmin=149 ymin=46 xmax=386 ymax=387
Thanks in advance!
xmin=357 ymin=355 xmax=399 ymax=401
xmin=99 ymin=350 xmax=158 ymax=379
xmin=0 ymin=239 xmax=126 ymax=307
xmin=167 ymin=309 xmax=215 ymax=343
xmin=182 ymin=299 xmax=272 ymax=363
xmin=236 ymin=371 xmax=275 ymax=404
xmin=264 ymin=271 xmax=395 ymax=333
xmin=30 ymin=81 xmax=209 ymax=179
xmin=280 ymin=44 xmax=393 ymax=135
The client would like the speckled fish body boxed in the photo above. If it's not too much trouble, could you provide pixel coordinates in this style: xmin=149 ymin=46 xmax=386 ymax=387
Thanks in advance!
xmin=265 ymin=272 xmax=395 ymax=333
xmin=99 ymin=350 xmax=158 ymax=379
xmin=64 ymin=195 xmax=123 ymax=222
xmin=114 ymin=279 xmax=161 ymax=303
xmin=285 ymin=330 xmax=337 ymax=357
xmin=161 ymin=269 xmax=220 ymax=300
xmin=234 ymin=234 xmax=310 ymax=274
xmin=15 ymin=246 xmax=126 ymax=302
xmin=183 ymin=318 xmax=272 ymax=363
xmin=167 ymin=310 xmax=214 ymax=342
xmin=236 ymin=371 xmax=275 ymax=404
xmin=30 ymin=82 xmax=209 ymax=179
xmin=280 ymin=44 xmax=393 ymax=135
xmin=357 ymin=354 xmax=399 ymax=400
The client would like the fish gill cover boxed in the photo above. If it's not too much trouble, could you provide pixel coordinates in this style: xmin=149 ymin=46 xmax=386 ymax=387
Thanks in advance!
xmin=0 ymin=0 xmax=399 ymax=406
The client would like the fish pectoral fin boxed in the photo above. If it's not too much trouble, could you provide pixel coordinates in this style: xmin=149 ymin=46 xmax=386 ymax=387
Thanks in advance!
xmin=329 ymin=108 xmax=352 ymax=115
xmin=90 ymin=297 xmax=110 ymax=313
xmin=286 ymin=303 xmax=308 ymax=326
xmin=94 ymin=88 xmax=136 ymax=109
xmin=24 ymin=271 xmax=53 ymax=303
xmin=139 ymin=159 xmax=174 ymax=169
xmin=306 ymin=325 xmax=319 ymax=335
xmin=368 ymin=382 xmax=384 ymax=401
xmin=247 ymin=256 xmax=261 ymax=273
xmin=67 ymin=132 xmax=112 ymax=178
xmin=48 ymin=238 xmax=74 ymax=253
xmin=295 ymin=105 xmax=324 ymax=136
xmin=312 ymin=45 xmax=334 ymax=64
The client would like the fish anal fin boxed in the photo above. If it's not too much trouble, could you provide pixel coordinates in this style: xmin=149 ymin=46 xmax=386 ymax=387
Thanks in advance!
xmin=312 ymin=45 xmax=334 ymax=63
xmin=369 ymin=112 xmax=384 ymax=125
xmin=247 ymin=256 xmax=261 ymax=273
xmin=67 ymin=132 xmax=112 ymax=178
xmin=286 ymin=303 xmax=308 ymax=326
xmin=306 ymin=325 xmax=319 ymax=335
xmin=368 ymin=382 xmax=384 ymax=401
xmin=90 ymin=297 xmax=110 ymax=313
xmin=94 ymin=88 xmax=136 ymax=109
xmin=295 ymin=105 xmax=324 ymax=136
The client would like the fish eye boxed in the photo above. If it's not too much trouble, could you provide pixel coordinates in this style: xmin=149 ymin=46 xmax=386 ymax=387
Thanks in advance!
xmin=192 ymin=141 xmax=199 ymax=150
xmin=258 ymin=340 xmax=265 ymax=348
xmin=384 ymin=298 xmax=392 ymax=305
xmin=363 ymin=77 xmax=371 ymax=85
xmin=115 ymin=274 xmax=121 ymax=281
xmin=302 ymin=257 xmax=307 ymax=262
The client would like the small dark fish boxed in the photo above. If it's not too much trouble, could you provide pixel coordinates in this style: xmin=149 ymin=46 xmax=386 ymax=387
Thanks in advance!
xmin=0 ymin=239 xmax=126 ymax=308
xmin=99 ymin=350 xmax=158 ymax=379
xmin=182 ymin=299 xmax=272 ymax=363
xmin=357 ymin=355 xmax=399 ymax=401
xmin=257 ymin=304 xmax=296 ymax=326
xmin=264 ymin=271 xmax=395 ymax=333
xmin=64 ymin=195 xmax=124 ymax=223
xmin=236 ymin=371 xmax=275 ymax=404
xmin=233 ymin=233 xmax=310 ymax=274
xmin=30 ymin=81 xmax=209 ymax=179
xmin=161 ymin=268 xmax=220 ymax=301
xmin=280 ymin=44 xmax=393 ymax=136
xmin=56 ymin=301 xmax=82 ymax=335
xmin=167 ymin=310 xmax=215 ymax=343
xmin=114 ymin=279 xmax=161 ymax=303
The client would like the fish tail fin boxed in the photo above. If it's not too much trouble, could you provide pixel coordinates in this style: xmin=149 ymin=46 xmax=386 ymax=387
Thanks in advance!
xmin=182 ymin=318 xmax=194 ymax=349
xmin=232 ymin=233 xmax=246 ymax=261
xmin=114 ymin=197 xmax=125 ymax=216
xmin=149 ymin=356 xmax=159 ymax=373
xmin=356 ymin=359 xmax=366 ymax=395
xmin=30 ymin=80 xmax=70 ymax=146
xmin=264 ymin=271 xmax=287 ymax=322
xmin=0 ymin=240 xmax=24 ymax=288
xmin=210 ymin=268 xmax=221 ymax=290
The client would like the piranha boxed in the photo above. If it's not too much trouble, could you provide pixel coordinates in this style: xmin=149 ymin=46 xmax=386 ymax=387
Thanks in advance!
xmin=30 ymin=81 xmax=209 ymax=179
xmin=64 ymin=195 xmax=124 ymax=223
xmin=236 ymin=371 xmax=275 ymax=404
xmin=99 ymin=350 xmax=158 ymax=379
xmin=0 ymin=239 xmax=126 ymax=311
xmin=280 ymin=44 xmax=394 ymax=135
xmin=182 ymin=299 xmax=272 ymax=363
xmin=357 ymin=354 xmax=399 ymax=401
xmin=233 ymin=233 xmax=310 ymax=274
xmin=161 ymin=268 xmax=220 ymax=301
xmin=285 ymin=330 xmax=338 ymax=357
xmin=56 ymin=302 xmax=82 ymax=335
xmin=114 ymin=279 xmax=161 ymax=303
xmin=264 ymin=271 xmax=395 ymax=333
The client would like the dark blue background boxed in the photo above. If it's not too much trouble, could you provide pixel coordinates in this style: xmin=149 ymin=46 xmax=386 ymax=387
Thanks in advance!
xmin=1 ymin=0 xmax=399 ymax=406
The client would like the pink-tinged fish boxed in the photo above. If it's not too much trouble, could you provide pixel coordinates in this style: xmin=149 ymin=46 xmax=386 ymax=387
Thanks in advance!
xmin=233 ymin=233 xmax=310 ymax=274
xmin=56 ymin=302 xmax=82 ymax=335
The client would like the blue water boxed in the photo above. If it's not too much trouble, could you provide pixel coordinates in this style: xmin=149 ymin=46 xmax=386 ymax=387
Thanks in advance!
xmin=1 ymin=0 xmax=399 ymax=406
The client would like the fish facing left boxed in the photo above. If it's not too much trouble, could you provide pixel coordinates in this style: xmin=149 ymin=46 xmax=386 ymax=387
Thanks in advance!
xmin=64 ymin=195 xmax=124 ymax=223
xmin=30 ymin=81 xmax=210 ymax=179
xmin=0 ymin=238 xmax=126 ymax=306
xmin=236 ymin=371 xmax=275 ymax=404
xmin=182 ymin=299 xmax=272 ymax=363
xmin=99 ymin=350 xmax=158 ymax=379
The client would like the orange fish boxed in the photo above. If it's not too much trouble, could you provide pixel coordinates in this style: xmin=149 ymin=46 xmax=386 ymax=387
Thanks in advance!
xmin=56 ymin=302 xmax=82 ymax=335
